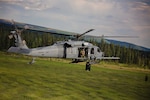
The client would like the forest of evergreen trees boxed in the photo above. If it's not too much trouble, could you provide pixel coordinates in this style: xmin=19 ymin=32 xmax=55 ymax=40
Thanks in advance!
xmin=0 ymin=24 xmax=149 ymax=69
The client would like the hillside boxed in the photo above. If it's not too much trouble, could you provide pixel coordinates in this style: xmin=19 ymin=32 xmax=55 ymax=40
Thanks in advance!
xmin=107 ymin=39 xmax=150 ymax=52
xmin=0 ymin=19 xmax=149 ymax=52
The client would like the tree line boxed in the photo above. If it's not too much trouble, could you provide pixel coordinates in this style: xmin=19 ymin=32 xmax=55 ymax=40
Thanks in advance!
xmin=98 ymin=39 xmax=149 ymax=68
xmin=0 ymin=24 xmax=149 ymax=68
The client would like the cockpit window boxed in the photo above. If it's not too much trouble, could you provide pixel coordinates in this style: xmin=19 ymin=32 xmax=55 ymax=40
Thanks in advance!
xmin=97 ymin=48 xmax=100 ymax=52
xmin=91 ymin=48 xmax=94 ymax=54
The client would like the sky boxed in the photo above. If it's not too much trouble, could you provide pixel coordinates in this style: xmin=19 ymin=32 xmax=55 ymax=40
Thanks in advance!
xmin=0 ymin=0 xmax=150 ymax=48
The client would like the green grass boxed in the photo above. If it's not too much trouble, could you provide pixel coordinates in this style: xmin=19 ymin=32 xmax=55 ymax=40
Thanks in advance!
xmin=0 ymin=52 xmax=150 ymax=100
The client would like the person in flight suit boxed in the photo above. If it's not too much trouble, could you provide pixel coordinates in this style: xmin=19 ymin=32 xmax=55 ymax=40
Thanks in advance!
xmin=85 ymin=62 xmax=91 ymax=71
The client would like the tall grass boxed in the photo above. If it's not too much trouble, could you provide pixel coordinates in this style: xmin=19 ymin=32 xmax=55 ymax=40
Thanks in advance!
xmin=0 ymin=52 xmax=150 ymax=100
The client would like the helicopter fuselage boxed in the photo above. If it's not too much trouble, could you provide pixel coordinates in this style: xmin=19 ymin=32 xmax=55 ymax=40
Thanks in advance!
xmin=8 ymin=40 xmax=104 ymax=62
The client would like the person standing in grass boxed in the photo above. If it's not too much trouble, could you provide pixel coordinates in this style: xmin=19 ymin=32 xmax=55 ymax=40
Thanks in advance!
xmin=85 ymin=62 xmax=91 ymax=71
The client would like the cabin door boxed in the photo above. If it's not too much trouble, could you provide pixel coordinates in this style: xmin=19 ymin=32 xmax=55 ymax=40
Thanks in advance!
xmin=78 ymin=47 xmax=88 ymax=58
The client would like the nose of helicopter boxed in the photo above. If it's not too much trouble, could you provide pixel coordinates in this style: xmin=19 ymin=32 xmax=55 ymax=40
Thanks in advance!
xmin=95 ymin=51 xmax=104 ymax=60
xmin=98 ymin=51 xmax=104 ymax=56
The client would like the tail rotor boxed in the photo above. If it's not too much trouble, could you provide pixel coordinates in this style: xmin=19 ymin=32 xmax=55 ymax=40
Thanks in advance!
xmin=8 ymin=19 xmax=29 ymax=49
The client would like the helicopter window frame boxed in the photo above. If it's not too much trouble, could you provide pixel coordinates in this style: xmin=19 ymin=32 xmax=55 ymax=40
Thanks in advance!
xmin=91 ymin=48 xmax=94 ymax=54
xmin=97 ymin=48 xmax=100 ymax=53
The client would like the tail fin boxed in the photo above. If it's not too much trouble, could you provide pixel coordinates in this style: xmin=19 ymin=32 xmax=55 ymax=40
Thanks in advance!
xmin=8 ymin=20 xmax=29 ymax=49
xmin=8 ymin=20 xmax=29 ymax=54
xmin=9 ymin=31 xmax=29 ymax=49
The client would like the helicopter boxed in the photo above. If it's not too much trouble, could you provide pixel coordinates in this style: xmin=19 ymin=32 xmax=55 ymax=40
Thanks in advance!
xmin=8 ymin=20 xmax=120 ymax=64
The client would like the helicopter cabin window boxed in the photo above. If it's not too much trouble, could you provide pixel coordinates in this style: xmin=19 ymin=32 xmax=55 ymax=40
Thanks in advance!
xmin=91 ymin=48 xmax=94 ymax=54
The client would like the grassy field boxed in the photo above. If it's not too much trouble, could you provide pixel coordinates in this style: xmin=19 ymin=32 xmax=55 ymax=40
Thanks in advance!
xmin=0 ymin=52 xmax=150 ymax=100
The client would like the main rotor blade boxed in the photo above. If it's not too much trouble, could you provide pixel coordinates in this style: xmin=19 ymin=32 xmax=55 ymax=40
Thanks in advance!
xmin=77 ymin=29 xmax=94 ymax=39
xmin=97 ymin=35 xmax=139 ymax=38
